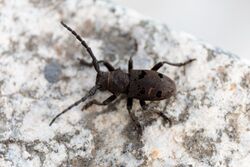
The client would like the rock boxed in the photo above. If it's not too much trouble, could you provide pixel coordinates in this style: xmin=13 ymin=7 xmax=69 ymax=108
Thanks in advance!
xmin=0 ymin=0 xmax=250 ymax=166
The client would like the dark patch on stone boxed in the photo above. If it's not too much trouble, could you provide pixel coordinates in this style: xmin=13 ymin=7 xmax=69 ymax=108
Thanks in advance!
xmin=8 ymin=39 xmax=19 ymax=54
xmin=54 ymin=133 xmax=73 ymax=143
xmin=175 ymin=164 xmax=193 ymax=167
xmin=240 ymin=72 xmax=250 ymax=89
xmin=177 ymin=105 xmax=190 ymax=123
xmin=156 ymin=91 xmax=162 ymax=98
xmin=224 ymin=112 xmax=240 ymax=142
xmin=224 ymin=125 xmax=239 ymax=142
xmin=215 ymin=129 xmax=223 ymax=143
xmin=79 ymin=20 xmax=96 ymax=38
xmin=183 ymin=129 xmax=216 ymax=161
xmin=0 ymin=113 xmax=8 ymax=140
xmin=110 ymin=7 xmax=116 ymax=13
xmin=44 ymin=60 xmax=62 ymax=83
xmin=246 ymin=103 xmax=250 ymax=121
xmin=158 ymin=73 xmax=163 ymax=78
xmin=69 ymin=156 xmax=93 ymax=167
xmin=206 ymin=48 xmax=216 ymax=62
xmin=224 ymin=157 xmax=232 ymax=167
xmin=200 ymin=91 xmax=213 ymax=108
xmin=216 ymin=66 xmax=228 ymax=83
xmin=25 ymin=141 xmax=47 ymax=165
xmin=98 ymin=27 xmax=137 ymax=61
xmin=138 ymin=71 xmax=146 ymax=79
xmin=25 ymin=35 xmax=38 ymax=51
xmin=29 ymin=0 xmax=57 ymax=8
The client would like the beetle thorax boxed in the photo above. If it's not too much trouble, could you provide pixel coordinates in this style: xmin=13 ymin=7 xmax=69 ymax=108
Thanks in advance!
xmin=96 ymin=70 xmax=129 ymax=95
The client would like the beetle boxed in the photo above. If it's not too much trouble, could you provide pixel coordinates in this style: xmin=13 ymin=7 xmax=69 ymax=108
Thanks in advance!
xmin=49 ymin=21 xmax=196 ymax=133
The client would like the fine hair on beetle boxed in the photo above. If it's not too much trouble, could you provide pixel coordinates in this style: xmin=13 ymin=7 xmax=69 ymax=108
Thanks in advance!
xmin=49 ymin=21 xmax=196 ymax=134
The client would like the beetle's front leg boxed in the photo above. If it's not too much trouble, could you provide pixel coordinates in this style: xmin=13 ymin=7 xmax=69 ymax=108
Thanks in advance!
xmin=78 ymin=57 xmax=93 ymax=66
xmin=78 ymin=58 xmax=115 ymax=71
xmin=81 ymin=94 xmax=117 ymax=110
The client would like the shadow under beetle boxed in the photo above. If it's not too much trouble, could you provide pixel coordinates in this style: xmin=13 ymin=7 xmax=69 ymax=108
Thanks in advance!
xmin=49 ymin=21 xmax=196 ymax=133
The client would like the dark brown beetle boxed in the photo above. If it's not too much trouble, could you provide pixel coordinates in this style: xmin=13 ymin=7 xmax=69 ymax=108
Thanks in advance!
xmin=49 ymin=21 xmax=196 ymax=133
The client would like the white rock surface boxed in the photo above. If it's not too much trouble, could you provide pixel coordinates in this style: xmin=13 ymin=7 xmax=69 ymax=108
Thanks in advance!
xmin=0 ymin=0 xmax=250 ymax=166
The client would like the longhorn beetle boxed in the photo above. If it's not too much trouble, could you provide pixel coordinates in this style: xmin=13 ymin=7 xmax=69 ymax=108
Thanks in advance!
xmin=49 ymin=21 xmax=196 ymax=133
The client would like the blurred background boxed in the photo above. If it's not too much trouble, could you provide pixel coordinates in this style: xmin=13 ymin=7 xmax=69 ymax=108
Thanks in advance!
xmin=115 ymin=0 xmax=250 ymax=60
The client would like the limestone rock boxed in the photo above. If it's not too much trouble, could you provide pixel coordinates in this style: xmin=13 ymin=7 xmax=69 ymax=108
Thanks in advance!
xmin=0 ymin=0 xmax=250 ymax=166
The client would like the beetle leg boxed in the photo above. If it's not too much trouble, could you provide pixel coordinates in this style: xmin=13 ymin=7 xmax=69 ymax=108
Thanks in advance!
xmin=154 ymin=111 xmax=172 ymax=127
xmin=78 ymin=58 xmax=93 ymax=66
xmin=128 ymin=56 xmax=133 ymax=72
xmin=139 ymin=100 xmax=148 ymax=110
xmin=127 ymin=98 xmax=143 ymax=134
xmin=81 ymin=94 xmax=117 ymax=110
xmin=151 ymin=58 xmax=196 ymax=71
xmin=78 ymin=58 xmax=115 ymax=71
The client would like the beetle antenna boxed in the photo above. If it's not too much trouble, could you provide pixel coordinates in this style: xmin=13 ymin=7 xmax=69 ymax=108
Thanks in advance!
xmin=61 ymin=21 xmax=100 ymax=73
xmin=49 ymin=85 xmax=99 ymax=126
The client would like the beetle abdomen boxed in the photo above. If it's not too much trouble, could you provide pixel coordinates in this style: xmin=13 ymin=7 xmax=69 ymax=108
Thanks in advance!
xmin=128 ymin=70 xmax=176 ymax=100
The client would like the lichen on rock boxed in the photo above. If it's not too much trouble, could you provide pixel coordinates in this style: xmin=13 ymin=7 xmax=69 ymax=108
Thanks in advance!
xmin=0 ymin=0 xmax=250 ymax=166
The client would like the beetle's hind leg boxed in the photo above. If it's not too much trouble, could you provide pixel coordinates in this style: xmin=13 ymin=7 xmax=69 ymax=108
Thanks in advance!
xmin=139 ymin=100 xmax=148 ymax=110
xmin=81 ymin=94 xmax=117 ymax=110
xmin=127 ymin=98 xmax=143 ymax=134
xmin=154 ymin=111 xmax=172 ymax=127
xmin=151 ymin=58 xmax=196 ymax=71
xmin=139 ymin=100 xmax=171 ymax=127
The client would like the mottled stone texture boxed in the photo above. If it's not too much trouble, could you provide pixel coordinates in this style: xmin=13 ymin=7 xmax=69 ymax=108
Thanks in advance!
xmin=0 ymin=0 xmax=250 ymax=167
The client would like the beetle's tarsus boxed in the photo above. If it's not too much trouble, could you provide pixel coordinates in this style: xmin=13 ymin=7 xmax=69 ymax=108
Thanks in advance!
xmin=155 ymin=111 xmax=172 ymax=127
xmin=151 ymin=58 xmax=196 ymax=71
